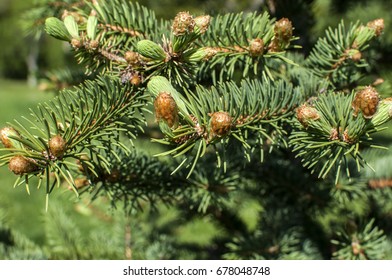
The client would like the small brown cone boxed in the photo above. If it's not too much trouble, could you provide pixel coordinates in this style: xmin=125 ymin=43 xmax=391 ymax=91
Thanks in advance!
xmin=49 ymin=135 xmax=67 ymax=158
xmin=154 ymin=92 xmax=179 ymax=128
xmin=210 ymin=111 xmax=232 ymax=137
xmin=352 ymin=86 xmax=380 ymax=118
xmin=9 ymin=156 xmax=39 ymax=175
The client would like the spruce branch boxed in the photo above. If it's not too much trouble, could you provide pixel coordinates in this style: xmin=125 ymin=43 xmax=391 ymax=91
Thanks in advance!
xmin=331 ymin=218 xmax=387 ymax=260
xmin=0 ymin=75 xmax=147 ymax=200
xmin=147 ymin=75 xmax=301 ymax=176
xmin=79 ymin=147 xmax=187 ymax=213
xmin=306 ymin=20 xmax=382 ymax=90
xmin=198 ymin=12 xmax=298 ymax=82
xmin=289 ymin=88 xmax=392 ymax=183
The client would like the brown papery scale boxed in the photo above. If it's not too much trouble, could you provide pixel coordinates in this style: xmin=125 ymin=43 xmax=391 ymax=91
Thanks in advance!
xmin=274 ymin=18 xmax=293 ymax=43
xmin=172 ymin=11 xmax=195 ymax=36
xmin=352 ymin=86 xmax=379 ymax=119
xmin=0 ymin=127 xmax=20 ymax=148
xmin=249 ymin=38 xmax=265 ymax=57
xmin=296 ymin=104 xmax=320 ymax=128
xmin=367 ymin=18 xmax=385 ymax=37
xmin=154 ymin=92 xmax=179 ymax=128
xmin=210 ymin=111 xmax=233 ymax=137
xmin=9 ymin=156 xmax=38 ymax=175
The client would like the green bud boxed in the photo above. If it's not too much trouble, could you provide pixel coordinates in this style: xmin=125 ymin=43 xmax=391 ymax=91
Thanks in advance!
xmin=136 ymin=40 xmax=167 ymax=61
xmin=64 ymin=15 xmax=80 ymax=39
xmin=370 ymin=98 xmax=392 ymax=127
xmin=87 ymin=15 xmax=98 ymax=40
xmin=183 ymin=48 xmax=216 ymax=62
xmin=45 ymin=17 xmax=72 ymax=41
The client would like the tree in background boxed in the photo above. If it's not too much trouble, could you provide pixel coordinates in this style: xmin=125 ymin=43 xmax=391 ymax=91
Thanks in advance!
xmin=1 ymin=0 xmax=392 ymax=260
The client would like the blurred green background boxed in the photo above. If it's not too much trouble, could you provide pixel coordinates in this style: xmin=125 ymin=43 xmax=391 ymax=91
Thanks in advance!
xmin=0 ymin=0 xmax=391 ymax=258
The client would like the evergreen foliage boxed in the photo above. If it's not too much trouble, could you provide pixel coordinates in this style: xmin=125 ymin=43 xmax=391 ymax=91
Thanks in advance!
xmin=1 ymin=0 xmax=392 ymax=260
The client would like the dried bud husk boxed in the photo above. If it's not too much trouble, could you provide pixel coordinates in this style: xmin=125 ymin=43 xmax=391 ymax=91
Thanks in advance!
xmin=124 ymin=51 xmax=141 ymax=66
xmin=249 ymin=38 xmax=265 ymax=57
xmin=210 ymin=111 xmax=233 ymax=137
xmin=194 ymin=15 xmax=211 ymax=35
xmin=346 ymin=48 xmax=362 ymax=62
xmin=352 ymin=86 xmax=380 ymax=119
xmin=136 ymin=40 xmax=167 ymax=61
xmin=296 ymin=104 xmax=320 ymax=128
xmin=0 ymin=127 xmax=22 ymax=149
xmin=130 ymin=73 xmax=142 ymax=86
xmin=71 ymin=38 xmax=83 ymax=49
xmin=9 ymin=156 xmax=39 ymax=175
xmin=49 ymin=135 xmax=67 ymax=158
xmin=274 ymin=18 xmax=293 ymax=43
xmin=367 ymin=18 xmax=385 ymax=37
xmin=154 ymin=92 xmax=179 ymax=128
xmin=172 ymin=11 xmax=195 ymax=36
xmin=88 ymin=39 xmax=99 ymax=50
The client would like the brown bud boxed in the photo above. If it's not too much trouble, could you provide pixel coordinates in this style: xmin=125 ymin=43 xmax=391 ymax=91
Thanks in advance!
xmin=124 ymin=51 xmax=140 ymax=66
xmin=71 ymin=38 xmax=83 ymax=49
xmin=210 ymin=111 xmax=233 ymax=137
xmin=49 ymin=135 xmax=67 ymax=158
xmin=130 ymin=73 xmax=142 ymax=86
xmin=0 ymin=127 xmax=21 ymax=148
xmin=172 ymin=11 xmax=195 ymax=36
xmin=9 ymin=156 xmax=39 ymax=175
xmin=106 ymin=169 xmax=121 ymax=183
xmin=74 ymin=178 xmax=90 ymax=189
xmin=88 ymin=40 xmax=99 ymax=50
xmin=296 ymin=104 xmax=320 ymax=128
xmin=249 ymin=38 xmax=265 ymax=57
xmin=367 ymin=18 xmax=384 ymax=36
xmin=352 ymin=86 xmax=380 ymax=118
xmin=154 ymin=92 xmax=179 ymax=128
xmin=274 ymin=18 xmax=293 ymax=43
